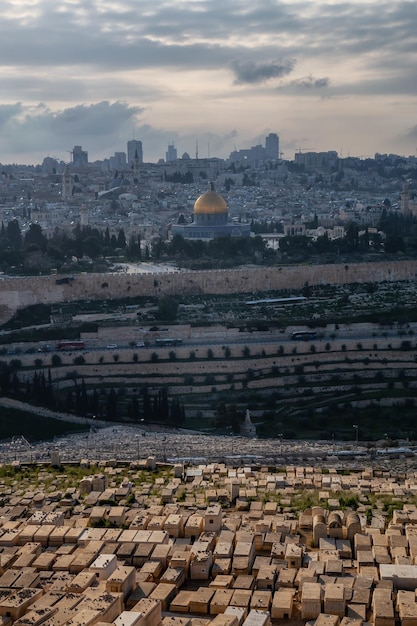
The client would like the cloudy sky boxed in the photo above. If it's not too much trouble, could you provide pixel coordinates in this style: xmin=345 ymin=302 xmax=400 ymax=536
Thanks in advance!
xmin=1 ymin=0 xmax=416 ymax=164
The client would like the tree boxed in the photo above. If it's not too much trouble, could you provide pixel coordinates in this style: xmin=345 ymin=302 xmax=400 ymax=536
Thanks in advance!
xmin=214 ymin=401 xmax=241 ymax=433
xmin=127 ymin=234 xmax=141 ymax=260
xmin=24 ymin=223 xmax=47 ymax=252
xmin=117 ymin=228 xmax=126 ymax=248
xmin=9 ymin=358 xmax=22 ymax=371
xmin=90 ymin=389 xmax=99 ymax=416
xmin=157 ymin=296 xmax=179 ymax=321
xmin=159 ymin=387 xmax=169 ymax=422
xmin=65 ymin=388 xmax=74 ymax=412
xmin=104 ymin=227 xmax=111 ymax=247
xmin=46 ymin=243 xmax=65 ymax=261
xmin=141 ymin=385 xmax=151 ymax=419
xmin=170 ymin=398 xmax=185 ymax=425
xmin=385 ymin=235 xmax=406 ymax=253
xmin=78 ymin=379 xmax=89 ymax=414
xmin=106 ymin=388 xmax=118 ymax=421
xmin=82 ymin=236 xmax=102 ymax=259
xmin=344 ymin=222 xmax=360 ymax=251
xmin=6 ymin=220 xmax=22 ymax=250
xmin=130 ymin=394 xmax=140 ymax=421
xmin=314 ymin=232 xmax=333 ymax=253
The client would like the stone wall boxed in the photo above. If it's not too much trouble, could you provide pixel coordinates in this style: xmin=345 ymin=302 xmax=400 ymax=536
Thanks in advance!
xmin=0 ymin=260 xmax=416 ymax=324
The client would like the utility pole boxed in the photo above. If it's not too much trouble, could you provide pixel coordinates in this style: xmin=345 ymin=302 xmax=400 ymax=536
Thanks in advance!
xmin=353 ymin=424 xmax=358 ymax=451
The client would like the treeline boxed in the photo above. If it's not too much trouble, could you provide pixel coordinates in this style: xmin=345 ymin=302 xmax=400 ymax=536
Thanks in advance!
xmin=251 ymin=219 xmax=284 ymax=234
xmin=377 ymin=210 xmax=417 ymax=253
xmin=0 ymin=220 xmax=144 ymax=272
xmin=156 ymin=212 xmax=417 ymax=266
xmin=267 ymin=212 xmax=417 ymax=260
xmin=68 ymin=384 xmax=185 ymax=426
xmin=0 ymin=361 xmax=185 ymax=426
xmin=153 ymin=234 xmax=268 ymax=262
xmin=164 ymin=171 xmax=194 ymax=184
xmin=3 ymin=206 xmax=417 ymax=275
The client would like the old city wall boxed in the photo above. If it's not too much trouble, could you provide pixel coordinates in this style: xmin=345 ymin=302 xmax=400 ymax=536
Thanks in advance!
xmin=0 ymin=260 xmax=416 ymax=324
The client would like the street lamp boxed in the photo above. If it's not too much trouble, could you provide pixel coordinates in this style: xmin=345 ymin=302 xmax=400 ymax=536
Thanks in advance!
xmin=137 ymin=419 xmax=145 ymax=461
xmin=278 ymin=433 xmax=283 ymax=458
xmin=353 ymin=424 xmax=358 ymax=451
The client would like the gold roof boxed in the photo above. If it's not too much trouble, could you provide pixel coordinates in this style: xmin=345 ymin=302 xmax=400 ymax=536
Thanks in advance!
xmin=194 ymin=191 xmax=228 ymax=215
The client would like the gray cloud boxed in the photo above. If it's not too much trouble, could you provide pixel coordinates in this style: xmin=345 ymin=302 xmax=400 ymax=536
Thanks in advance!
xmin=329 ymin=75 xmax=417 ymax=97
xmin=405 ymin=125 xmax=417 ymax=140
xmin=0 ymin=101 xmax=144 ymax=159
xmin=0 ymin=103 xmax=24 ymax=125
xmin=0 ymin=0 xmax=417 ymax=162
xmin=231 ymin=59 xmax=296 ymax=85
xmin=288 ymin=76 xmax=330 ymax=89
xmin=0 ymin=100 xmax=242 ymax=164
xmin=1 ymin=0 xmax=416 ymax=91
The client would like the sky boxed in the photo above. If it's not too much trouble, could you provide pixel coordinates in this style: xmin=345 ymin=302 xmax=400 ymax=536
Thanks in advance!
xmin=1 ymin=0 xmax=417 ymax=165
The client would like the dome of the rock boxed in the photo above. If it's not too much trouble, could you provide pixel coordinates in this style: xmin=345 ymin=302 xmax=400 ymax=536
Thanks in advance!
xmin=194 ymin=191 xmax=228 ymax=215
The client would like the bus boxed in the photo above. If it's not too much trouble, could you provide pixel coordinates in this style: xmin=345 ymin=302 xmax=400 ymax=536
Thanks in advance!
xmin=57 ymin=340 xmax=85 ymax=350
xmin=155 ymin=338 xmax=182 ymax=346
xmin=291 ymin=331 xmax=317 ymax=341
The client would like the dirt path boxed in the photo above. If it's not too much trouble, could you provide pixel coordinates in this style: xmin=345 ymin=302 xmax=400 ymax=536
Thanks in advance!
xmin=0 ymin=396 xmax=108 ymax=428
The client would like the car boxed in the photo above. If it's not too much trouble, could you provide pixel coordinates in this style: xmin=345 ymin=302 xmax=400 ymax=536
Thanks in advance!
xmin=106 ymin=343 xmax=118 ymax=349
xmin=135 ymin=341 xmax=145 ymax=347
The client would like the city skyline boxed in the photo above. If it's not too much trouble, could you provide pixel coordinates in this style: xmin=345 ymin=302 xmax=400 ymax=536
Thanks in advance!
xmin=1 ymin=0 xmax=416 ymax=165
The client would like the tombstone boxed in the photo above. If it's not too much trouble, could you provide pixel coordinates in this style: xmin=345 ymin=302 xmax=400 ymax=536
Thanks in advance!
xmin=313 ymin=514 xmax=328 ymax=547
xmin=50 ymin=450 xmax=61 ymax=468
xmin=328 ymin=512 xmax=343 ymax=539
xmin=346 ymin=512 xmax=362 ymax=545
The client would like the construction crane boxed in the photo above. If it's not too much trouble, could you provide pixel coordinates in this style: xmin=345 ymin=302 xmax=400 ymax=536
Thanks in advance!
xmin=12 ymin=435 xmax=31 ymax=449
xmin=11 ymin=435 xmax=32 ymax=461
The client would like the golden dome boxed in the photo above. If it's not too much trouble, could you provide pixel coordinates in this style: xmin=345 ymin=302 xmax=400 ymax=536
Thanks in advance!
xmin=194 ymin=191 xmax=228 ymax=215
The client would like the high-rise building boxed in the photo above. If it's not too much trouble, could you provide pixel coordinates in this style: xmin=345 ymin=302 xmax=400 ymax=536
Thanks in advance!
xmin=265 ymin=133 xmax=279 ymax=160
xmin=72 ymin=145 xmax=88 ymax=166
xmin=127 ymin=140 xmax=143 ymax=165
xmin=109 ymin=152 xmax=127 ymax=170
xmin=166 ymin=143 xmax=177 ymax=162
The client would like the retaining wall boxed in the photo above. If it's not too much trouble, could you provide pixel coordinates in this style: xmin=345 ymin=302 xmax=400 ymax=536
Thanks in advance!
xmin=0 ymin=260 xmax=416 ymax=324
